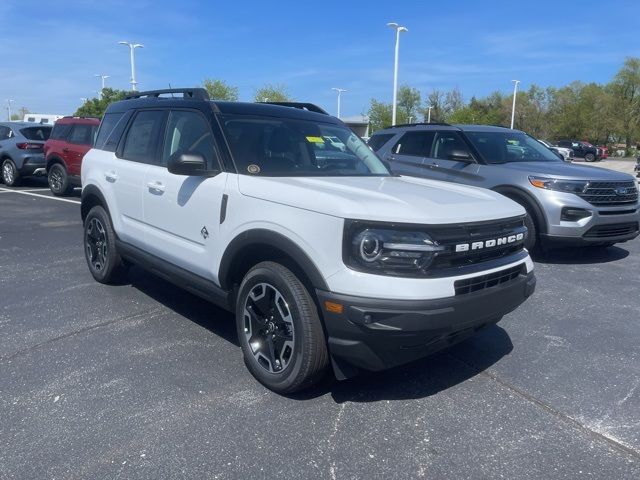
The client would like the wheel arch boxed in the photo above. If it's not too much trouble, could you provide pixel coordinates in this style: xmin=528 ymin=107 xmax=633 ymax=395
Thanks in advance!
xmin=46 ymin=155 xmax=66 ymax=172
xmin=218 ymin=229 xmax=329 ymax=296
xmin=492 ymin=185 xmax=548 ymax=235
xmin=81 ymin=184 xmax=110 ymax=223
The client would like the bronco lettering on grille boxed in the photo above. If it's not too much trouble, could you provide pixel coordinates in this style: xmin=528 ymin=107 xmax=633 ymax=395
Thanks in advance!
xmin=455 ymin=233 xmax=525 ymax=252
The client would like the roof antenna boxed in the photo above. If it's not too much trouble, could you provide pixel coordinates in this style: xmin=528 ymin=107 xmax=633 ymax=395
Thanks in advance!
xmin=168 ymin=83 xmax=175 ymax=98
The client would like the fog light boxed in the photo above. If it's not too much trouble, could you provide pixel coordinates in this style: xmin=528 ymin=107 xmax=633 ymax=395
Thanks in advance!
xmin=561 ymin=207 xmax=591 ymax=221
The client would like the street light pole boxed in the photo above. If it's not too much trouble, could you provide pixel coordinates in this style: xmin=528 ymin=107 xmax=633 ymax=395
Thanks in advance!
xmin=331 ymin=88 xmax=347 ymax=118
xmin=510 ymin=79 xmax=520 ymax=129
xmin=387 ymin=22 xmax=408 ymax=126
xmin=427 ymin=106 xmax=433 ymax=123
xmin=118 ymin=41 xmax=144 ymax=91
xmin=95 ymin=74 xmax=110 ymax=96
xmin=6 ymin=99 xmax=14 ymax=121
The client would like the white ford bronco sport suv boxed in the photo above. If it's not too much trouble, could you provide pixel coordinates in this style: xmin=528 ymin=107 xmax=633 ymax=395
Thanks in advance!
xmin=81 ymin=88 xmax=536 ymax=393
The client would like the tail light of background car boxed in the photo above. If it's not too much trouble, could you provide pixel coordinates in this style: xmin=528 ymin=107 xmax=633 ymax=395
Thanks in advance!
xmin=16 ymin=143 xmax=43 ymax=150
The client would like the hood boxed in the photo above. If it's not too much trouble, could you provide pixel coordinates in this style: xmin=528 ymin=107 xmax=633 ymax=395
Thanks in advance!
xmin=238 ymin=175 xmax=525 ymax=224
xmin=496 ymin=161 xmax=635 ymax=181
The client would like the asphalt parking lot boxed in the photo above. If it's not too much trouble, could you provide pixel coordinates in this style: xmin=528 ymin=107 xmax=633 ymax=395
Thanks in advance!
xmin=1 ymin=179 xmax=639 ymax=479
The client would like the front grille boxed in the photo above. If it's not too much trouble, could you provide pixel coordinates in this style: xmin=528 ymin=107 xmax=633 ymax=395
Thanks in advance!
xmin=578 ymin=181 xmax=638 ymax=206
xmin=454 ymin=265 xmax=525 ymax=296
xmin=583 ymin=222 xmax=639 ymax=238
xmin=428 ymin=216 xmax=527 ymax=271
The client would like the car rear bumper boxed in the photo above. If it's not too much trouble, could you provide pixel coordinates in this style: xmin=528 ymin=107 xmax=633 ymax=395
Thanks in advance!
xmin=19 ymin=155 xmax=46 ymax=176
xmin=316 ymin=270 xmax=536 ymax=379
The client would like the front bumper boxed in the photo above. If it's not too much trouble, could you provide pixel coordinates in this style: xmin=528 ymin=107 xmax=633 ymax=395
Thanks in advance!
xmin=317 ymin=270 xmax=536 ymax=379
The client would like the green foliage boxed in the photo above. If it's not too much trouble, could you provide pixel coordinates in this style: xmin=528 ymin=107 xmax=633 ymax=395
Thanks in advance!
xmin=367 ymin=99 xmax=410 ymax=132
xmin=397 ymin=86 xmax=421 ymax=120
xmin=254 ymin=84 xmax=292 ymax=103
xmin=74 ymin=88 xmax=129 ymax=118
xmin=203 ymin=78 xmax=238 ymax=101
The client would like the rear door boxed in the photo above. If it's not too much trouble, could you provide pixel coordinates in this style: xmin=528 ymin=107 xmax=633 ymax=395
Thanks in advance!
xmin=65 ymin=123 xmax=95 ymax=176
xmin=110 ymin=109 xmax=166 ymax=246
xmin=384 ymin=130 xmax=436 ymax=177
xmin=142 ymin=108 xmax=228 ymax=280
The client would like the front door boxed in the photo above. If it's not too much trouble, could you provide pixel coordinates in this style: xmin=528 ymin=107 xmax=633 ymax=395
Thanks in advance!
xmin=428 ymin=130 xmax=480 ymax=185
xmin=384 ymin=130 xmax=437 ymax=178
xmin=142 ymin=109 xmax=228 ymax=281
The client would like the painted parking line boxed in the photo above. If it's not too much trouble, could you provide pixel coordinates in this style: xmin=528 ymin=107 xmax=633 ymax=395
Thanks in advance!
xmin=0 ymin=187 xmax=80 ymax=204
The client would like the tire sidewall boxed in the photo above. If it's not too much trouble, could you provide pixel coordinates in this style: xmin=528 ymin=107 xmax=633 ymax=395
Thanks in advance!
xmin=2 ymin=160 xmax=18 ymax=186
xmin=523 ymin=212 xmax=537 ymax=251
xmin=235 ymin=263 xmax=316 ymax=392
xmin=585 ymin=153 xmax=595 ymax=162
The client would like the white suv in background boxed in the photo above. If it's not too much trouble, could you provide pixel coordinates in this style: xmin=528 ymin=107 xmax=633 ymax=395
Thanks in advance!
xmin=81 ymin=89 xmax=536 ymax=393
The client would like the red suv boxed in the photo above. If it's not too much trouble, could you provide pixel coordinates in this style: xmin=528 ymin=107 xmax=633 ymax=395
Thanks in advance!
xmin=44 ymin=116 xmax=100 ymax=195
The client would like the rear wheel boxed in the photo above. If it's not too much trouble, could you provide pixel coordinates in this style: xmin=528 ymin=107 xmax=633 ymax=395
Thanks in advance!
xmin=48 ymin=163 xmax=72 ymax=196
xmin=585 ymin=152 xmax=596 ymax=162
xmin=2 ymin=159 xmax=20 ymax=186
xmin=83 ymin=205 xmax=126 ymax=284
xmin=236 ymin=261 xmax=329 ymax=393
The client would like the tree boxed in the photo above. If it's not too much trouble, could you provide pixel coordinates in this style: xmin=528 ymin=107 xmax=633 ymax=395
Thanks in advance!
xmin=254 ymin=84 xmax=292 ymax=102
xmin=424 ymin=89 xmax=445 ymax=122
xmin=367 ymin=99 xmax=392 ymax=132
xmin=397 ymin=86 xmax=421 ymax=121
xmin=74 ymin=88 xmax=129 ymax=117
xmin=444 ymin=87 xmax=464 ymax=116
xmin=202 ymin=78 xmax=238 ymax=101
xmin=609 ymin=57 xmax=640 ymax=149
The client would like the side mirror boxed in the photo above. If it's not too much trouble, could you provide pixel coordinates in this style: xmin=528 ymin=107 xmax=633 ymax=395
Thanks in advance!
xmin=167 ymin=152 xmax=210 ymax=176
xmin=448 ymin=150 xmax=473 ymax=162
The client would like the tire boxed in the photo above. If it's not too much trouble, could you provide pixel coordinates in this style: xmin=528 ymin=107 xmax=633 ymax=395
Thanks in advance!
xmin=523 ymin=211 xmax=538 ymax=251
xmin=48 ymin=163 xmax=72 ymax=196
xmin=2 ymin=159 xmax=21 ymax=186
xmin=83 ymin=205 xmax=126 ymax=284
xmin=236 ymin=261 xmax=329 ymax=393
xmin=585 ymin=153 xmax=595 ymax=162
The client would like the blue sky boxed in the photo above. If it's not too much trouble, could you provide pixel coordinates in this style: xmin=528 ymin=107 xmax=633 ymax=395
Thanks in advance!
xmin=1 ymin=0 xmax=638 ymax=118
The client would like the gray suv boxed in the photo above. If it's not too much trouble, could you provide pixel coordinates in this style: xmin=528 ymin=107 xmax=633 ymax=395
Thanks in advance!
xmin=370 ymin=124 xmax=639 ymax=250
xmin=0 ymin=122 xmax=52 ymax=186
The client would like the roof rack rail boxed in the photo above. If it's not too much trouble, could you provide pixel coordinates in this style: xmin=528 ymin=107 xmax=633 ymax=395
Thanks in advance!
xmin=125 ymin=88 xmax=210 ymax=100
xmin=258 ymin=102 xmax=329 ymax=115
xmin=389 ymin=122 xmax=452 ymax=128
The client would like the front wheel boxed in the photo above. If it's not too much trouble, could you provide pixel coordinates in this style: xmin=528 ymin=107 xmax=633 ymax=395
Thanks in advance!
xmin=48 ymin=163 xmax=72 ymax=196
xmin=2 ymin=159 xmax=20 ymax=186
xmin=585 ymin=153 xmax=596 ymax=162
xmin=236 ymin=261 xmax=329 ymax=393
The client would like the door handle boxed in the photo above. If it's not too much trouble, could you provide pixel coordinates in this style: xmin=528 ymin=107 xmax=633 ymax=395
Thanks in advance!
xmin=105 ymin=170 xmax=118 ymax=182
xmin=146 ymin=181 xmax=165 ymax=193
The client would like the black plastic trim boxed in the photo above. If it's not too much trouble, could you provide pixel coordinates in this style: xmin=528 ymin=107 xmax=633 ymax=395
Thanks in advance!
xmin=218 ymin=229 xmax=329 ymax=291
xmin=116 ymin=239 xmax=232 ymax=310
xmin=219 ymin=194 xmax=228 ymax=224
xmin=492 ymin=185 xmax=549 ymax=235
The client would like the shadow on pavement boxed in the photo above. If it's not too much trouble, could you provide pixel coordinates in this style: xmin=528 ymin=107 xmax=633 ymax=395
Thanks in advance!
xmin=533 ymin=245 xmax=630 ymax=265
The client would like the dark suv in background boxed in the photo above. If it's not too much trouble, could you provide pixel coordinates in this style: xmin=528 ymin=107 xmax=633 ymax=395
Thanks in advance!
xmin=44 ymin=116 xmax=100 ymax=195
xmin=0 ymin=122 xmax=51 ymax=186
xmin=556 ymin=140 xmax=600 ymax=162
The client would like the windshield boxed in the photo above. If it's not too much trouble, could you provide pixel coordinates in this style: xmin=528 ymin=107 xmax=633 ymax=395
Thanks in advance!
xmin=465 ymin=131 xmax=562 ymax=164
xmin=222 ymin=115 xmax=389 ymax=177
xmin=20 ymin=126 xmax=52 ymax=141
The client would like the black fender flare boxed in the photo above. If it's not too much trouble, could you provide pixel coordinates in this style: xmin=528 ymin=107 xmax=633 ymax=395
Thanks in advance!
xmin=218 ymin=229 xmax=329 ymax=291
xmin=80 ymin=184 xmax=109 ymax=222
xmin=46 ymin=156 xmax=66 ymax=172
xmin=492 ymin=185 xmax=548 ymax=235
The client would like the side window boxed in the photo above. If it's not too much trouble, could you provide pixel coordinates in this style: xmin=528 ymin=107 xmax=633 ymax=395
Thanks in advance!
xmin=392 ymin=131 xmax=435 ymax=156
xmin=68 ymin=124 xmax=93 ymax=145
xmin=162 ymin=110 xmax=219 ymax=168
xmin=0 ymin=126 xmax=9 ymax=140
xmin=50 ymin=123 xmax=72 ymax=140
xmin=120 ymin=110 xmax=165 ymax=164
xmin=96 ymin=112 xmax=125 ymax=151
xmin=367 ymin=133 xmax=394 ymax=152
xmin=432 ymin=131 xmax=471 ymax=160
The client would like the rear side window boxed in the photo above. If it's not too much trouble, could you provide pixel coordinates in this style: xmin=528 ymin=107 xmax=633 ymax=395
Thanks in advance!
xmin=120 ymin=110 xmax=165 ymax=164
xmin=392 ymin=131 xmax=435 ymax=156
xmin=50 ymin=123 xmax=72 ymax=140
xmin=68 ymin=124 xmax=96 ymax=145
xmin=0 ymin=126 xmax=11 ymax=140
xmin=367 ymin=133 xmax=395 ymax=152
xmin=20 ymin=127 xmax=52 ymax=141
xmin=95 ymin=113 xmax=124 ymax=150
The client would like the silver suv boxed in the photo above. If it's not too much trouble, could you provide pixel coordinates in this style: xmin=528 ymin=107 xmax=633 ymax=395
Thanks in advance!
xmin=370 ymin=124 xmax=639 ymax=250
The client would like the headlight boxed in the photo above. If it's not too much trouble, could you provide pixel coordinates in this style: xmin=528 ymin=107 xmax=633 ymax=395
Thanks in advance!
xmin=344 ymin=221 xmax=445 ymax=276
xmin=528 ymin=176 xmax=589 ymax=194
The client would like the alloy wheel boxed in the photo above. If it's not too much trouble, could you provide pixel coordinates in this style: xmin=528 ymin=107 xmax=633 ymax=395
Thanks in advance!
xmin=85 ymin=217 xmax=108 ymax=272
xmin=49 ymin=167 xmax=63 ymax=192
xmin=2 ymin=162 xmax=14 ymax=184
xmin=243 ymin=283 xmax=295 ymax=373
